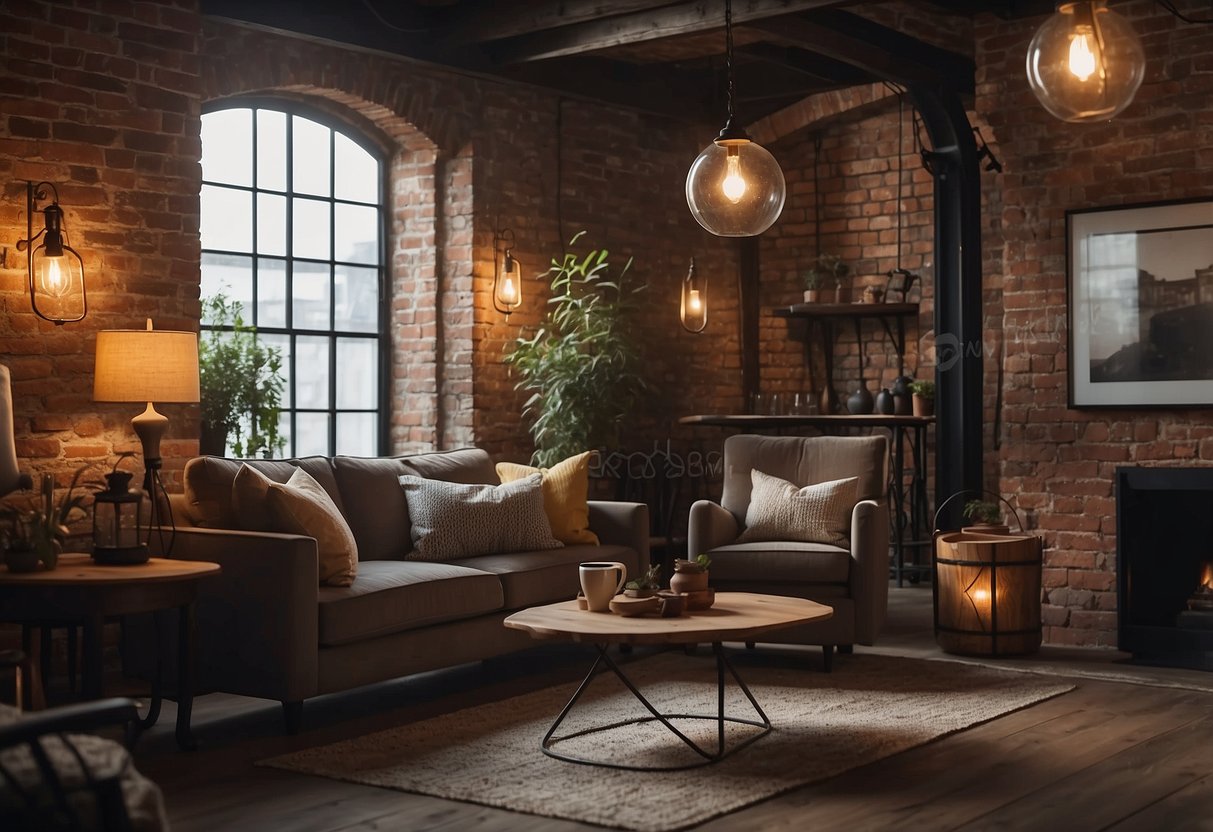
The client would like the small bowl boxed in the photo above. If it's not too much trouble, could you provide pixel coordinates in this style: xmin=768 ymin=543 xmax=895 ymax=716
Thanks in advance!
xmin=656 ymin=591 xmax=686 ymax=617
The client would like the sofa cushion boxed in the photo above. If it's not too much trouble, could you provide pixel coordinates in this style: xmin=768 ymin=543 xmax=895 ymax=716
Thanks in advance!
xmin=496 ymin=451 xmax=599 ymax=546
xmin=736 ymin=470 xmax=857 ymax=547
xmin=447 ymin=543 xmax=638 ymax=609
xmin=316 ymin=560 xmax=504 ymax=646
xmin=266 ymin=467 xmax=359 ymax=587
xmin=183 ymin=455 xmax=344 ymax=529
xmin=332 ymin=449 xmax=499 ymax=561
xmin=400 ymin=473 xmax=561 ymax=560
xmin=705 ymin=541 xmax=851 ymax=584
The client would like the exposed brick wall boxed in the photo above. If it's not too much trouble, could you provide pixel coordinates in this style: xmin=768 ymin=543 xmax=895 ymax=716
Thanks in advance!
xmin=975 ymin=1 xmax=1213 ymax=646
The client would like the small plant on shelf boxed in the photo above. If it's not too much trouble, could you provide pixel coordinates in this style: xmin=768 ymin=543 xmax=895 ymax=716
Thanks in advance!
xmin=908 ymin=380 xmax=934 ymax=398
xmin=803 ymin=255 xmax=849 ymax=303
xmin=909 ymin=379 xmax=935 ymax=417
xmin=624 ymin=562 xmax=663 ymax=597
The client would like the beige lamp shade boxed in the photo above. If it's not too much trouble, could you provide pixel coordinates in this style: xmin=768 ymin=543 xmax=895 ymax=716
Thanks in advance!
xmin=94 ymin=324 xmax=200 ymax=403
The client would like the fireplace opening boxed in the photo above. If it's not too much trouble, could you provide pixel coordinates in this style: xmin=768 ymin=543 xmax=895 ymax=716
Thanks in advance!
xmin=1117 ymin=467 xmax=1213 ymax=671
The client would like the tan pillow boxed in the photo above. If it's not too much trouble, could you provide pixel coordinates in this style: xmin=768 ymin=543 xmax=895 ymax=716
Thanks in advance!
xmin=232 ymin=464 xmax=276 ymax=530
xmin=266 ymin=467 xmax=358 ymax=587
xmin=496 ymin=452 xmax=599 ymax=545
xmin=736 ymin=469 xmax=858 ymax=547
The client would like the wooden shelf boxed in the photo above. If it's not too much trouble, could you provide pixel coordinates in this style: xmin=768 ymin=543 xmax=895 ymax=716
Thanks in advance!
xmin=772 ymin=302 xmax=919 ymax=319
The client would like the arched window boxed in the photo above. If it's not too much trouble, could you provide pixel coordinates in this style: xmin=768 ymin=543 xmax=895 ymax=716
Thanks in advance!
xmin=200 ymin=100 xmax=386 ymax=457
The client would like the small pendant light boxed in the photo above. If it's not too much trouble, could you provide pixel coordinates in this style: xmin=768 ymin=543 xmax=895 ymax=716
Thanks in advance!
xmin=679 ymin=257 xmax=707 ymax=333
xmin=685 ymin=0 xmax=786 ymax=237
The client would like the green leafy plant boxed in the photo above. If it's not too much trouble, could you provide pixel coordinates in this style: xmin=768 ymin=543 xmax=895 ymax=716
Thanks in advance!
xmin=625 ymin=562 xmax=663 ymax=591
xmin=909 ymin=379 xmax=935 ymax=398
xmin=504 ymin=232 xmax=646 ymax=468
xmin=674 ymin=553 xmax=712 ymax=573
xmin=199 ymin=294 xmax=286 ymax=459
xmin=803 ymin=254 xmax=849 ymax=290
xmin=1 ymin=468 xmax=95 ymax=570
xmin=962 ymin=499 xmax=1002 ymax=525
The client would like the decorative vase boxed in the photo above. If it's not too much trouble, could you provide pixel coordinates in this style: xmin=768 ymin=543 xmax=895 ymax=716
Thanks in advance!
xmin=670 ymin=562 xmax=709 ymax=595
xmin=912 ymin=393 xmax=935 ymax=417
xmin=4 ymin=547 xmax=41 ymax=573
xmin=835 ymin=286 xmax=852 ymax=304
xmin=847 ymin=382 xmax=874 ymax=415
xmin=199 ymin=422 xmax=230 ymax=457
xmin=891 ymin=375 xmax=913 ymax=398
xmin=819 ymin=387 xmax=833 ymax=414
xmin=875 ymin=387 xmax=895 ymax=415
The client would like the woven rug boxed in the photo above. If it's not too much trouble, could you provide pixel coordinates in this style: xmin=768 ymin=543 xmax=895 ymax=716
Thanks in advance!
xmin=260 ymin=653 xmax=1073 ymax=832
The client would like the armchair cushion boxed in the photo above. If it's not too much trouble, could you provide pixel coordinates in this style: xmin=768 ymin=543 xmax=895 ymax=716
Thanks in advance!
xmin=736 ymin=470 xmax=858 ymax=547
xmin=706 ymin=541 xmax=851 ymax=584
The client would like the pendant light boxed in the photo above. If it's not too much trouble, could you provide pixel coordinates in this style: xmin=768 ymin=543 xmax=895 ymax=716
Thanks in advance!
xmin=679 ymin=257 xmax=707 ymax=333
xmin=1025 ymin=1 xmax=1145 ymax=123
xmin=686 ymin=0 xmax=785 ymax=237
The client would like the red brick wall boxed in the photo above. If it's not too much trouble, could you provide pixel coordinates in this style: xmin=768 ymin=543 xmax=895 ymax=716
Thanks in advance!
xmin=976 ymin=1 xmax=1213 ymax=646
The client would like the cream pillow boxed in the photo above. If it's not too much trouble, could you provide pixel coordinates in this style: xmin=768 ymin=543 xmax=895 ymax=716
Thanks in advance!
xmin=399 ymin=473 xmax=562 ymax=561
xmin=232 ymin=464 xmax=275 ymax=530
xmin=736 ymin=469 xmax=858 ymax=547
xmin=496 ymin=452 xmax=599 ymax=545
xmin=265 ymin=466 xmax=358 ymax=587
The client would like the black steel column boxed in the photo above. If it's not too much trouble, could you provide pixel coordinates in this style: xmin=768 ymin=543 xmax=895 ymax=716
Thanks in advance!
xmin=738 ymin=237 xmax=761 ymax=407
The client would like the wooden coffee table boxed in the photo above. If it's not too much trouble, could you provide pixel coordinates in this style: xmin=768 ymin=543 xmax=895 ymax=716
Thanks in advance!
xmin=504 ymin=591 xmax=832 ymax=770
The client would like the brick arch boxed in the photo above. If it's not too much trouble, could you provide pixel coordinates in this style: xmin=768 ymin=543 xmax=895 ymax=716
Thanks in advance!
xmin=199 ymin=22 xmax=479 ymax=451
xmin=750 ymin=82 xmax=899 ymax=147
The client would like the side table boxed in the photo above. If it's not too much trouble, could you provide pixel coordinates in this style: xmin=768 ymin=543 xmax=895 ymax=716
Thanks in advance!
xmin=0 ymin=554 xmax=220 ymax=750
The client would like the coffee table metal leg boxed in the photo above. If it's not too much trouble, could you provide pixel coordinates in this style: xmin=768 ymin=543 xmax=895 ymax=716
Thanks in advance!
xmin=541 ymin=642 xmax=771 ymax=771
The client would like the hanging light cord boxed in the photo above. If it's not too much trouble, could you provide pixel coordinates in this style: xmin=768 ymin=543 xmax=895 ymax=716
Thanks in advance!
xmin=1157 ymin=1 xmax=1213 ymax=24
xmin=725 ymin=0 xmax=736 ymax=121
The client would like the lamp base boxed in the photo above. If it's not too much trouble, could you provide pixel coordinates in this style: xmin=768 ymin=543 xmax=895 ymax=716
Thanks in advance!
xmin=130 ymin=402 xmax=167 ymax=467
xmin=92 ymin=543 xmax=150 ymax=566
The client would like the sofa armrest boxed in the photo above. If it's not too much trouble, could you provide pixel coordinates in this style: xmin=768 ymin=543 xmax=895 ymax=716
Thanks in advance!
xmin=688 ymin=500 xmax=739 ymax=556
xmin=850 ymin=499 xmax=890 ymax=645
xmin=587 ymin=500 xmax=650 ymax=565
xmin=153 ymin=527 xmax=320 ymax=703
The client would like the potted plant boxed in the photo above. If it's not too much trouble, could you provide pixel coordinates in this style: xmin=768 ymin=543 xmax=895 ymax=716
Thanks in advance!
xmin=504 ymin=232 xmax=647 ymax=468
xmin=624 ymin=562 xmax=663 ymax=598
xmin=802 ymin=271 xmax=823 ymax=303
xmin=670 ymin=553 xmax=711 ymax=594
xmin=199 ymin=294 xmax=287 ymax=458
xmin=909 ymin=379 xmax=935 ymax=417
xmin=1 ymin=469 xmax=93 ymax=572
xmin=962 ymin=499 xmax=1011 ymax=535
xmin=804 ymin=255 xmax=849 ymax=303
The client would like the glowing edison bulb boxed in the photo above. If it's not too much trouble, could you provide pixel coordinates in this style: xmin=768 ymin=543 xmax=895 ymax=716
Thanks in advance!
xmin=500 ymin=275 xmax=517 ymax=305
xmin=37 ymin=255 xmax=70 ymax=298
xmin=972 ymin=588 xmax=990 ymax=604
xmin=688 ymin=289 xmax=702 ymax=313
xmin=722 ymin=149 xmax=746 ymax=204
xmin=1068 ymin=30 xmax=1097 ymax=81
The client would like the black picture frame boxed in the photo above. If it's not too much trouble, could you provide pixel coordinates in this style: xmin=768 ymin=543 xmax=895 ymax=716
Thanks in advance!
xmin=1067 ymin=197 xmax=1213 ymax=408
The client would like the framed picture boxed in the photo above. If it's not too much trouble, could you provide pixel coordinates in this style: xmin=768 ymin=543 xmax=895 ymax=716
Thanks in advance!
xmin=1068 ymin=198 xmax=1213 ymax=407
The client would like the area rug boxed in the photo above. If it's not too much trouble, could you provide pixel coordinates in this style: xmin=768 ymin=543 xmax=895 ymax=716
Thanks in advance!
xmin=259 ymin=653 xmax=1073 ymax=832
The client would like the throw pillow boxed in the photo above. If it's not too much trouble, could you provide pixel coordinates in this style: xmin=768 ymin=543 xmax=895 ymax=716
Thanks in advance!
xmin=398 ymin=473 xmax=563 ymax=560
xmin=265 ymin=467 xmax=359 ymax=587
xmin=736 ymin=469 xmax=858 ymax=547
xmin=232 ymin=463 xmax=276 ymax=531
xmin=496 ymin=452 xmax=599 ymax=545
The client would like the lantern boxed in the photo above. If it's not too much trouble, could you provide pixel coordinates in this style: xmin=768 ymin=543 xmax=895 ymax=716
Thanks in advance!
xmin=92 ymin=470 xmax=148 ymax=565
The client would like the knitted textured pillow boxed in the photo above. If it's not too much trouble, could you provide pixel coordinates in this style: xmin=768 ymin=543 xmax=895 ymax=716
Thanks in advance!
xmin=399 ymin=473 xmax=563 ymax=560
xmin=496 ymin=451 xmax=599 ymax=546
xmin=736 ymin=469 xmax=858 ymax=547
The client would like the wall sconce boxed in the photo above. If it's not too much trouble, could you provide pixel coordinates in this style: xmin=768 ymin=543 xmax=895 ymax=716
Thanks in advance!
xmin=1025 ymin=1 xmax=1144 ymax=123
xmin=492 ymin=228 xmax=522 ymax=317
xmin=679 ymin=257 xmax=707 ymax=333
xmin=15 ymin=181 xmax=87 ymax=325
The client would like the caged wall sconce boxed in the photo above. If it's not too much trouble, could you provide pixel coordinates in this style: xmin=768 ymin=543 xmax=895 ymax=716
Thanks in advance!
xmin=16 ymin=181 xmax=87 ymax=325
xmin=679 ymin=257 xmax=707 ymax=333
xmin=492 ymin=227 xmax=522 ymax=317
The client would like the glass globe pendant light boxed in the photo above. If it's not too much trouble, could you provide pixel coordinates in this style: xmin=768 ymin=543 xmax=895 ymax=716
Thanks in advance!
xmin=1025 ymin=1 xmax=1145 ymax=123
xmin=686 ymin=0 xmax=785 ymax=237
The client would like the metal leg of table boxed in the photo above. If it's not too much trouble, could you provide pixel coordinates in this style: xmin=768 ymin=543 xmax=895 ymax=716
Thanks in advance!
xmin=137 ymin=610 xmax=165 ymax=731
xmin=175 ymin=602 xmax=197 ymax=751
xmin=541 ymin=642 xmax=771 ymax=771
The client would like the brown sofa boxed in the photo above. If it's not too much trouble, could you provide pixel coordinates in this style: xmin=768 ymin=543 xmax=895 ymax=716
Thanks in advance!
xmin=132 ymin=448 xmax=648 ymax=732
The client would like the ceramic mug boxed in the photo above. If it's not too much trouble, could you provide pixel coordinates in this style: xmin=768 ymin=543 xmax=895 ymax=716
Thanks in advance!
xmin=579 ymin=561 xmax=627 ymax=612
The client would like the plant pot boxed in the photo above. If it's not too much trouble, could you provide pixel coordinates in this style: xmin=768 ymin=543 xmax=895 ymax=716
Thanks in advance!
xmin=200 ymin=422 xmax=230 ymax=457
xmin=624 ymin=587 xmax=658 ymax=599
xmin=803 ymin=289 xmax=820 ymax=303
xmin=912 ymin=393 xmax=934 ymax=417
xmin=5 ymin=547 xmax=41 ymax=573
xmin=670 ymin=566 xmax=708 ymax=595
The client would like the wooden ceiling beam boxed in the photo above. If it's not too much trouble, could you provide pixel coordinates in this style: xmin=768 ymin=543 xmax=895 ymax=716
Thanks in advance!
xmin=735 ymin=42 xmax=874 ymax=86
xmin=442 ymin=1 xmax=684 ymax=45
xmin=746 ymin=9 xmax=975 ymax=94
xmin=487 ymin=0 xmax=845 ymax=65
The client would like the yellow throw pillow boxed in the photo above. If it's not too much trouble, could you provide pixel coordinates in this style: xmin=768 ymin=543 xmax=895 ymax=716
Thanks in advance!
xmin=496 ymin=452 xmax=599 ymax=545
xmin=266 ymin=467 xmax=359 ymax=587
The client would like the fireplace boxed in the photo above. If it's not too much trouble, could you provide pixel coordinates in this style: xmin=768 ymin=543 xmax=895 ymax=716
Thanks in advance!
xmin=1117 ymin=467 xmax=1213 ymax=671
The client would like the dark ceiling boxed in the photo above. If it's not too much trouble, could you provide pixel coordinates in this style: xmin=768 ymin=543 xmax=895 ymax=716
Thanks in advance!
xmin=200 ymin=0 xmax=1054 ymax=124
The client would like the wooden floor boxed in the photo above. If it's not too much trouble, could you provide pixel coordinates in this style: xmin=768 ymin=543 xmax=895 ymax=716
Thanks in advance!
xmin=129 ymin=586 xmax=1213 ymax=832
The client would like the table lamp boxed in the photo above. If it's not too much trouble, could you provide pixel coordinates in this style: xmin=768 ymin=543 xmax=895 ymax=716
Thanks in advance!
xmin=94 ymin=320 xmax=200 ymax=555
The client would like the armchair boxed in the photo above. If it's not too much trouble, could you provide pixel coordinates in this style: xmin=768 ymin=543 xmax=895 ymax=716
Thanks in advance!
xmin=687 ymin=434 xmax=890 ymax=669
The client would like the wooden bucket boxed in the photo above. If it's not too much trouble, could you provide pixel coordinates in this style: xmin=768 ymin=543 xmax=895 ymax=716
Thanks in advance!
xmin=933 ymin=531 xmax=1043 ymax=656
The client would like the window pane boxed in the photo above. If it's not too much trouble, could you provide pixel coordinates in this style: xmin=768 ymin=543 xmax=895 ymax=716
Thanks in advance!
xmin=201 ymin=109 xmax=252 ymax=186
xmin=256 ymin=258 xmax=287 ymax=328
xmin=336 ymin=413 xmax=377 ymax=456
xmin=335 ymin=203 xmax=378 ymax=264
xmin=201 ymin=185 xmax=252 ymax=252
xmin=334 ymin=266 xmax=379 ymax=333
xmin=295 ymin=336 xmax=330 ymax=408
xmin=257 ymin=193 xmax=286 ymax=256
xmin=292 ymin=115 xmax=331 ymax=197
xmin=292 ymin=197 xmax=331 ymax=261
xmin=334 ymin=133 xmax=378 ymax=203
xmin=201 ymin=253 xmax=253 ymax=318
xmin=336 ymin=338 xmax=377 ymax=408
xmin=293 ymin=263 xmax=331 ymax=330
xmin=295 ymin=413 xmax=330 ymax=457
xmin=262 ymin=333 xmax=291 ymax=408
xmin=257 ymin=109 xmax=286 ymax=191
xmin=277 ymin=411 xmax=293 ymax=456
